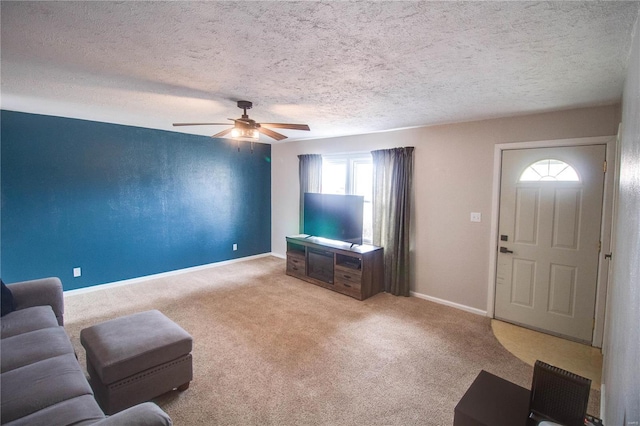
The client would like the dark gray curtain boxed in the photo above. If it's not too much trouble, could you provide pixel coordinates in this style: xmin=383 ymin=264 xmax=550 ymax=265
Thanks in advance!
xmin=298 ymin=154 xmax=322 ymax=233
xmin=371 ymin=147 xmax=414 ymax=296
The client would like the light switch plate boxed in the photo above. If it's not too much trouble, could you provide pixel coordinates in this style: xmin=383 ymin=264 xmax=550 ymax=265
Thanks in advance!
xmin=73 ymin=267 xmax=82 ymax=277
xmin=470 ymin=212 xmax=482 ymax=223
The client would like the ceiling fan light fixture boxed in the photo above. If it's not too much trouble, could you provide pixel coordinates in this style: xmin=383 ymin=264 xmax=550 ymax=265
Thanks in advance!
xmin=231 ymin=127 xmax=259 ymax=141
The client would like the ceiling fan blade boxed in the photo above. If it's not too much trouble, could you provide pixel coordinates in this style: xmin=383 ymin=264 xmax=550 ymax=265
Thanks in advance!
xmin=173 ymin=122 xmax=231 ymax=127
xmin=259 ymin=123 xmax=310 ymax=131
xmin=212 ymin=128 xmax=234 ymax=138
xmin=258 ymin=127 xmax=287 ymax=141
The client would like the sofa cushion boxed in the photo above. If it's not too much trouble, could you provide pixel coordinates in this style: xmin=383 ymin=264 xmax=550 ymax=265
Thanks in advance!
xmin=0 ymin=305 xmax=58 ymax=339
xmin=2 ymin=394 xmax=105 ymax=426
xmin=1 ymin=327 xmax=75 ymax=373
xmin=1 ymin=279 xmax=15 ymax=316
xmin=9 ymin=277 xmax=64 ymax=326
xmin=0 ymin=354 xmax=94 ymax=424
xmin=90 ymin=402 xmax=173 ymax=426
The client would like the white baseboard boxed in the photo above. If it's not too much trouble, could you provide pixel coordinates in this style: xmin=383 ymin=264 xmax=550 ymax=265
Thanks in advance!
xmin=64 ymin=253 xmax=273 ymax=296
xmin=410 ymin=291 xmax=488 ymax=317
xmin=270 ymin=252 xmax=286 ymax=259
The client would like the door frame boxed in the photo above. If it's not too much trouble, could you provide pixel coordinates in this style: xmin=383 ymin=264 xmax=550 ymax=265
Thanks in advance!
xmin=487 ymin=135 xmax=617 ymax=347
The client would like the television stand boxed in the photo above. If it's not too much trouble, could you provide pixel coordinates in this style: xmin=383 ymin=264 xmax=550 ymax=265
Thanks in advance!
xmin=285 ymin=235 xmax=384 ymax=301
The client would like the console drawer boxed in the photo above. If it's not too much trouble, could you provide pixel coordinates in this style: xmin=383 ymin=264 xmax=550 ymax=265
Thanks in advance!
xmin=334 ymin=265 xmax=362 ymax=295
xmin=335 ymin=265 xmax=361 ymax=283
xmin=286 ymin=253 xmax=306 ymax=278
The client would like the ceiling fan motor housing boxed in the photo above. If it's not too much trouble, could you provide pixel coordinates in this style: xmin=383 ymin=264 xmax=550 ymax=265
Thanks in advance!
xmin=235 ymin=119 xmax=259 ymax=129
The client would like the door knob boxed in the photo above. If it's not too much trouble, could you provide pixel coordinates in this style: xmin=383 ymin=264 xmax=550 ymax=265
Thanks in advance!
xmin=499 ymin=247 xmax=514 ymax=254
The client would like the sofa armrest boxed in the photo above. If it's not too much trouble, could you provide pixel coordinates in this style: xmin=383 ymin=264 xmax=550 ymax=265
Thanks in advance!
xmin=91 ymin=403 xmax=172 ymax=426
xmin=8 ymin=277 xmax=64 ymax=326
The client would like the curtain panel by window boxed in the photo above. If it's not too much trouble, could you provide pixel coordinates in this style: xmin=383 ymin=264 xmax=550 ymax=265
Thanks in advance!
xmin=371 ymin=147 xmax=414 ymax=296
xmin=298 ymin=154 xmax=322 ymax=233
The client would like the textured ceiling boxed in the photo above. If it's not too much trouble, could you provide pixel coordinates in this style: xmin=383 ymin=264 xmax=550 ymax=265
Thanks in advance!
xmin=1 ymin=1 xmax=638 ymax=142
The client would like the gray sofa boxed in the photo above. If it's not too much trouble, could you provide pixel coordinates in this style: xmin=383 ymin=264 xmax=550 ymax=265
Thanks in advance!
xmin=1 ymin=277 xmax=173 ymax=426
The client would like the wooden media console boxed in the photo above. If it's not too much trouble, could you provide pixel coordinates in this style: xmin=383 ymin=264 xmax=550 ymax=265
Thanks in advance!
xmin=285 ymin=235 xmax=384 ymax=301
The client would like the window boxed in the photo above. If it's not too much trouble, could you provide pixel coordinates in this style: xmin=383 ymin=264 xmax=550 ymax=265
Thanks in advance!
xmin=519 ymin=159 xmax=580 ymax=182
xmin=322 ymin=153 xmax=373 ymax=244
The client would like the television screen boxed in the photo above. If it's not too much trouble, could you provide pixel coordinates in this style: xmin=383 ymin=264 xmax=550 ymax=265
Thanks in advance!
xmin=303 ymin=193 xmax=364 ymax=245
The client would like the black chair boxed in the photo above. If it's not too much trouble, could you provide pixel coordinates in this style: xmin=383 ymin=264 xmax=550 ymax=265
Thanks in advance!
xmin=529 ymin=360 xmax=591 ymax=426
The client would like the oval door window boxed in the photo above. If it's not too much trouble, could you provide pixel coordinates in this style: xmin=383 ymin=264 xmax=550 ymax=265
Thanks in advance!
xmin=519 ymin=159 xmax=580 ymax=182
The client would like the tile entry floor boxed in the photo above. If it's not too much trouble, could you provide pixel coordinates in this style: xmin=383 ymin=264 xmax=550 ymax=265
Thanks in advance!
xmin=491 ymin=319 xmax=603 ymax=389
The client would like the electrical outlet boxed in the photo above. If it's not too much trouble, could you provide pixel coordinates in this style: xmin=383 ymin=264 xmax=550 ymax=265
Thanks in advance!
xmin=470 ymin=212 xmax=482 ymax=223
xmin=73 ymin=267 xmax=82 ymax=278
xmin=233 ymin=243 xmax=238 ymax=251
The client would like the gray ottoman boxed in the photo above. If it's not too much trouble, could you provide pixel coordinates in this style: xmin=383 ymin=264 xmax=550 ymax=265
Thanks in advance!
xmin=80 ymin=310 xmax=192 ymax=414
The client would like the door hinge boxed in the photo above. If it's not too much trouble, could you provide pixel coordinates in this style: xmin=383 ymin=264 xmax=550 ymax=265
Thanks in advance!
xmin=603 ymin=161 xmax=607 ymax=173
xmin=593 ymin=318 xmax=596 ymax=330
xmin=598 ymin=241 xmax=602 ymax=252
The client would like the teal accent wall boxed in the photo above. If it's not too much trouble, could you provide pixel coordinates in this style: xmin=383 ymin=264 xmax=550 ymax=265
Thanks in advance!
xmin=1 ymin=110 xmax=271 ymax=290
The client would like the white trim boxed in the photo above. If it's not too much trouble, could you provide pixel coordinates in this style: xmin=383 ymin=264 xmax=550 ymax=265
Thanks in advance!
xmin=600 ymin=383 xmax=606 ymax=423
xmin=411 ymin=291 xmax=487 ymax=317
xmin=592 ymin=137 xmax=618 ymax=348
xmin=486 ymin=145 xmax=503 ymax=318
xmin=491 ymin=135 xmax=614 ymax=151
xmin=64 ymin=253 xmax=272 ymax=296
xmin=487 ymin=135 xmax=616 ymax=347
xmin=601 ymin=123 xmax=622 ymax=357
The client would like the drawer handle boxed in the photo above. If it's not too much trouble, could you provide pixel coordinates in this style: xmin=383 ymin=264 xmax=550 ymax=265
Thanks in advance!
xmin=292 ymin=259 xmax=300 ymax=264
xmin=343 ymin=283 xmax=351 ymax=288
xmin=292 ymin=266 xmax=298 ymax=271
xmin=343 ymin=275 xmax=351 ymax=279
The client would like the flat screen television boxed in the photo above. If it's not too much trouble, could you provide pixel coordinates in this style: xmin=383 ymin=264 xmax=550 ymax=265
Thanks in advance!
xmin=303 ymin=193 xmax=364 ymax=245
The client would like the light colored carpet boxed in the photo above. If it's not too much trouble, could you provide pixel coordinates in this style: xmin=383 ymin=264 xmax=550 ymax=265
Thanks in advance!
xmin=63 ymin=256 xmax=599 ymax=425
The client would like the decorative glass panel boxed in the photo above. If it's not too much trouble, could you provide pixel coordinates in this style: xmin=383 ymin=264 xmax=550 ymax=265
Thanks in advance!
xmin=519 ymin=159 xmax=580 ymax=182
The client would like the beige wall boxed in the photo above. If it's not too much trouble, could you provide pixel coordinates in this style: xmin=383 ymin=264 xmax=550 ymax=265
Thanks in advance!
xmin=271 ymin=105 xmax=620 ymax=312
xmin=602 ymin=11 xmax=640 ymax=425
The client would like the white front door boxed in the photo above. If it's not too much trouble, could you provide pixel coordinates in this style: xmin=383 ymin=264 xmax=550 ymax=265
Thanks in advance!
xmin=495 ymin=145 xmax=606 ymax=343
